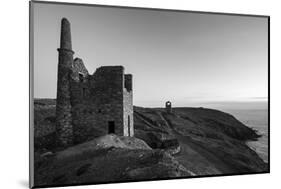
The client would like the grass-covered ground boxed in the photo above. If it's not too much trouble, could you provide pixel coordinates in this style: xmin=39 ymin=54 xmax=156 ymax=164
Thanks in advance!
xmin=32 ymin=99 xmax=268 ymax=187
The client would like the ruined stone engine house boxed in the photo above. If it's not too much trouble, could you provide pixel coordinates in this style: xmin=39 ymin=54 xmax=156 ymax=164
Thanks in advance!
xmin=56 ymin=18 xmax=134 ymax=146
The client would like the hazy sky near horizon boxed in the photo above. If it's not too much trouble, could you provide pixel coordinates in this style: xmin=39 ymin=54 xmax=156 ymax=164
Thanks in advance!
xmin=33 ymin=2 xmax=268 ymax=107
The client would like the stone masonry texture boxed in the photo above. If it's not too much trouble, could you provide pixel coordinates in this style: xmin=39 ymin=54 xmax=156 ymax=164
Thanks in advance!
xmin=56 ymin=18 xmax=134 ymax=146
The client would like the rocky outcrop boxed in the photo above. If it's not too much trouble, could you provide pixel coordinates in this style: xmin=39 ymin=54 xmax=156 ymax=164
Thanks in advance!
xmin=34 ymin=134 xmax=192 ymax=186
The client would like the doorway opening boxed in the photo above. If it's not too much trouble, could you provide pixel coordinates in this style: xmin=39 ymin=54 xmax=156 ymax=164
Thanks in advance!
xmin=108 ymin=121 xmax=115 ymax=134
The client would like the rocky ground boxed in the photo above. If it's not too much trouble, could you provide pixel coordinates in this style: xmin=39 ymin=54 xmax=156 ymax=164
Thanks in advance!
xmin=33 ymin=99 xmax=268 ymax=187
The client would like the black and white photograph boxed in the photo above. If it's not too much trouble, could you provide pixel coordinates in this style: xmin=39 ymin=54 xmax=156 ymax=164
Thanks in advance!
xmin=30 ymin=1 xmax=269 ymax=188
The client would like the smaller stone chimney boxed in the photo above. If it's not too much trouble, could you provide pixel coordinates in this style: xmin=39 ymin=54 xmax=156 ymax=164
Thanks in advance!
xmin=165 ymin=101 xmax=172 ymax=113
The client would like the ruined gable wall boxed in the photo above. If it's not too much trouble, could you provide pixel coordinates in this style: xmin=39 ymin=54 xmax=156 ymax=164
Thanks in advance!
xmin=72 ymin=58 xmax=89 ymax=76
xmin=70 ymin=58 xmax=101 ymax=144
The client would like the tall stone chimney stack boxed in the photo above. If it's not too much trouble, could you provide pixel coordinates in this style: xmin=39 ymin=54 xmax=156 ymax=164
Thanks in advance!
xmin=60 ymin=18 xmax=72 ymax=50
xmin=56 ymin=18 xmax=74 ymax=146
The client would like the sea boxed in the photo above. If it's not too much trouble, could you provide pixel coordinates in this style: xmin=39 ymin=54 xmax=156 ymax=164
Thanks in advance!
xmin=194 ymin=101 xmax=268 ymax=163
xmin=225 ymin=108 xmax=268 ymax=163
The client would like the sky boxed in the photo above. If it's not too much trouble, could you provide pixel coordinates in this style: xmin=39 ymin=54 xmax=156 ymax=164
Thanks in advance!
xmin=32 ymin=2 xmax=268 ymax=107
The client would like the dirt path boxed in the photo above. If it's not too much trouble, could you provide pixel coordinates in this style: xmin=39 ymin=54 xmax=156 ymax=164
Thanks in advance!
xmin=158 ymin=112 xmax=233 ymax=175
xmin=134 ymin=111 xmax=167 ymax=134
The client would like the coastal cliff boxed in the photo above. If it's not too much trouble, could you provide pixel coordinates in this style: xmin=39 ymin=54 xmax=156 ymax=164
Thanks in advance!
xmin=33 ymin=99 xmax=268 ymax=186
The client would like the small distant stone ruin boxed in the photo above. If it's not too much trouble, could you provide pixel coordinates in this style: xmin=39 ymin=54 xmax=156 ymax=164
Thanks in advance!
xmin=56 ymin=18 xmax=134 ymax=146
xmin=165 ymin=101 xmax=172 ymax=113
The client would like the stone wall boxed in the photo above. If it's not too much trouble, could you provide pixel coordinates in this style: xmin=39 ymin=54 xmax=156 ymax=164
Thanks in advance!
xmin=69 ymin=58 xmax=96 ymax=143
xmin=123 ymin=74 xmax=134 ymax=136
xmin=89 ymin=66 xmax=125 ymax=137
xmin=68 ymin=64 xmax=133 ymax=144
